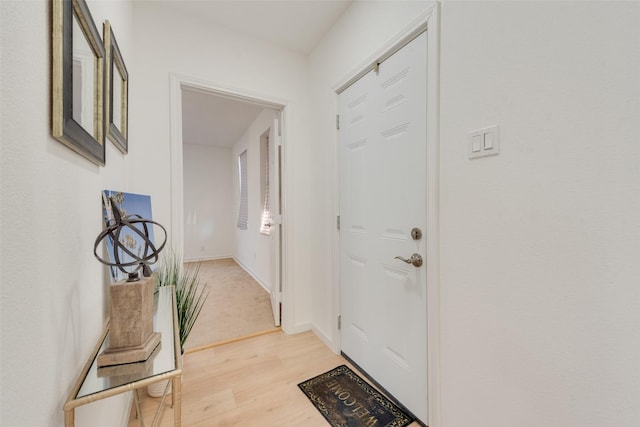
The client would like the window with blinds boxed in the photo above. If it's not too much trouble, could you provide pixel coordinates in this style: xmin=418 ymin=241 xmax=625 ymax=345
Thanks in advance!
xmin=260 ymin=135 xmax=271 ymax=235
xmin=237 ymin=150 xmax=248 ymax=230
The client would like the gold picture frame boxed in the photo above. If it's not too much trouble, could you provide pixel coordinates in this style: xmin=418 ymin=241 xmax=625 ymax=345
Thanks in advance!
xmin=52 ymin=0 xmax=105 ymax=165
xmin=104 ymin=20 xmax=128 ymax=154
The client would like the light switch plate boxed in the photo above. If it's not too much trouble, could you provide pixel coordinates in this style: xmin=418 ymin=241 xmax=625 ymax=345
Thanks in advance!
xmin=468 ymin=125 xmax=500 ymax=159
xmin=471 ymin=134 xmax=481 ymax=152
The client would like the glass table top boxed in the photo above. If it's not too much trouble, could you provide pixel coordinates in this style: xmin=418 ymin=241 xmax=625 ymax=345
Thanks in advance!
xmin=76 ymin=286 xmax=177 ymax=399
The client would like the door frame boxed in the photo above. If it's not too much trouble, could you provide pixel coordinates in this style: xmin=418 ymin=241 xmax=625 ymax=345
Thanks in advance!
xmin=169 ymin=73 xmax=290 ymax=331
xmin=331 ymin=4 xmax=441 ymax=426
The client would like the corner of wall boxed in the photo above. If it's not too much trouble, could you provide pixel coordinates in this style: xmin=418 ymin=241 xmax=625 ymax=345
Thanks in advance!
xmin=311 ymin=324 xmax=339 ymax=354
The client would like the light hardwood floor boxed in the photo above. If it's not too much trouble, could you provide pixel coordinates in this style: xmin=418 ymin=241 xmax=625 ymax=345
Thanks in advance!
xmin=129 ymin=330 xmax=422 ymax=427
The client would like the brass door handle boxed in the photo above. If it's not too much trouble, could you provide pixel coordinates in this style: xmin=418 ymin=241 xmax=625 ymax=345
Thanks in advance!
xmin=394 ymin=253 xmax=423 ymax=267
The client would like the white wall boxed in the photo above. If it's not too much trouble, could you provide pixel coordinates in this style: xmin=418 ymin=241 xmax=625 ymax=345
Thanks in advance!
xmin=309 ymin=1 xmax=640 ymax=426
xmin=0 ymin=1 xmax=140 ymax=425
xmin=307 ymin=0 xmax=434 ymax=346
xmin=1 ymin=1 xmax=314 ymax=423
xmin=131 ymin=2 xmax=313 ymax=333
xmin=438 ymin=2 xmax=640 ymax=426
xmin=183 ymin=143 xmax=235 ymax=261
xmin=231 ymin=109 xmax=279 ymax=289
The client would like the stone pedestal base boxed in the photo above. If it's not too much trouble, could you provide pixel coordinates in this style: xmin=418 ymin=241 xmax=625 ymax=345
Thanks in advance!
xmin=97 ymin=275 xmax=161 ymax=367
xmin=97 ymin=342 xmax=160 ymax=389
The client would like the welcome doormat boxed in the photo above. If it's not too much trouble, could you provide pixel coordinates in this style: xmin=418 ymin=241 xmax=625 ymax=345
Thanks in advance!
xmin=298 ymin=365 xmax=414 ymax=427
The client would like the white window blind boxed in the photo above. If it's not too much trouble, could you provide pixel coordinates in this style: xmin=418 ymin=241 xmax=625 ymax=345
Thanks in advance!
xmin=237 ymin=150 xmax=248 ymax=230
xmin=260 ymin=136 xmax=271 ymax=235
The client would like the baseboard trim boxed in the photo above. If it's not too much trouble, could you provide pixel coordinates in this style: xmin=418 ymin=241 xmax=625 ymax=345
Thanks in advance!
xmin=183 ymin=255 xmax=233 ymax=263
xmin=286 ymin=321 xmax=312 ymax=335
xmin=232 ymin=257 xmax=272 ymax=294
xmin=311 ymin=324 xmax=336 ymax=354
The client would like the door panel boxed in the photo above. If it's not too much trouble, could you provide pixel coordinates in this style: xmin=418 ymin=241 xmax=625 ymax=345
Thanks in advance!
xmin=269 ymin=118 xmax=282 ymax=327
xmin=339 ymin=31 xmax=428 ymax=422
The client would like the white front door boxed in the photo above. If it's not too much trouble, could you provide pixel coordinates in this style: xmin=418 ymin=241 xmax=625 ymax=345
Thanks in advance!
xmin=339 ymin=31 xmax=428 ymax=422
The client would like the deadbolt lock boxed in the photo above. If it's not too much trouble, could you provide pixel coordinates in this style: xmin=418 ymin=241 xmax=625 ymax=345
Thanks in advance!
xmin=411 ymin=227 xmax=422 ymax=241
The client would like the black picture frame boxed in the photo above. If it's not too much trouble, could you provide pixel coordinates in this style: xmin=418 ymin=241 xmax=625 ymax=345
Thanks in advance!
xmin=104 ymin=20 xmax=128 ymax=154
xmin=52 ymin=0 xmax=105 ymax=166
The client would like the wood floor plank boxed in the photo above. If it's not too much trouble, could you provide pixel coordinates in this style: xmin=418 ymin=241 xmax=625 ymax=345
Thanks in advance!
xmin=129 ymin=330 xmax=421 ymax=427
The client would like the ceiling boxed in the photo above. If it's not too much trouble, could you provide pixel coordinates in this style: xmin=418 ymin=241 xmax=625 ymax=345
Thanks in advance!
xmin=165 ymin=0 xmax=353 ymax=55
xmin=182 ymin=88 xmax=267 ymax=148
xmin=170 ymin=0 xmax=353 ymax=148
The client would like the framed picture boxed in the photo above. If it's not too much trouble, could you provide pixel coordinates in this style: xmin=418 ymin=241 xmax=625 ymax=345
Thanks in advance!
xmin=52 ymin=0 xmax=105 ymax=165
xmin=104 ymin=20 xmax=129 ymax=153
xmin=101 ymin=190 xmax=156 ymax=282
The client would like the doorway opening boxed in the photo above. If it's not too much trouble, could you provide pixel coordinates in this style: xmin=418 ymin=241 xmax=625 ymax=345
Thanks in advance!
xmin=169 ymin=75 xmax=286 ymax=352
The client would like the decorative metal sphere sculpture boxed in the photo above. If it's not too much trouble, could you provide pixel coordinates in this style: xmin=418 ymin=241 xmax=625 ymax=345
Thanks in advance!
xmin=94 ymin=196 xmax=167 ymax=281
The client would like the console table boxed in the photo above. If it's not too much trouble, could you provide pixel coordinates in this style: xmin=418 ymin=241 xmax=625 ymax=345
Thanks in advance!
xmin=64 ymin=286 xmax=182 ymax=426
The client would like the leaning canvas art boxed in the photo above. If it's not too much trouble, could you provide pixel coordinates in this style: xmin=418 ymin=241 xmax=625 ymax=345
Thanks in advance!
xmin=101 ymin=190 xmax=156 ymax=282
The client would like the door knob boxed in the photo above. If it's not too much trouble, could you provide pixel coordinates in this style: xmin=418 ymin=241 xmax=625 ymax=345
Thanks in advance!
xmin=394 ymin=253 xmax=423 ymax=267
